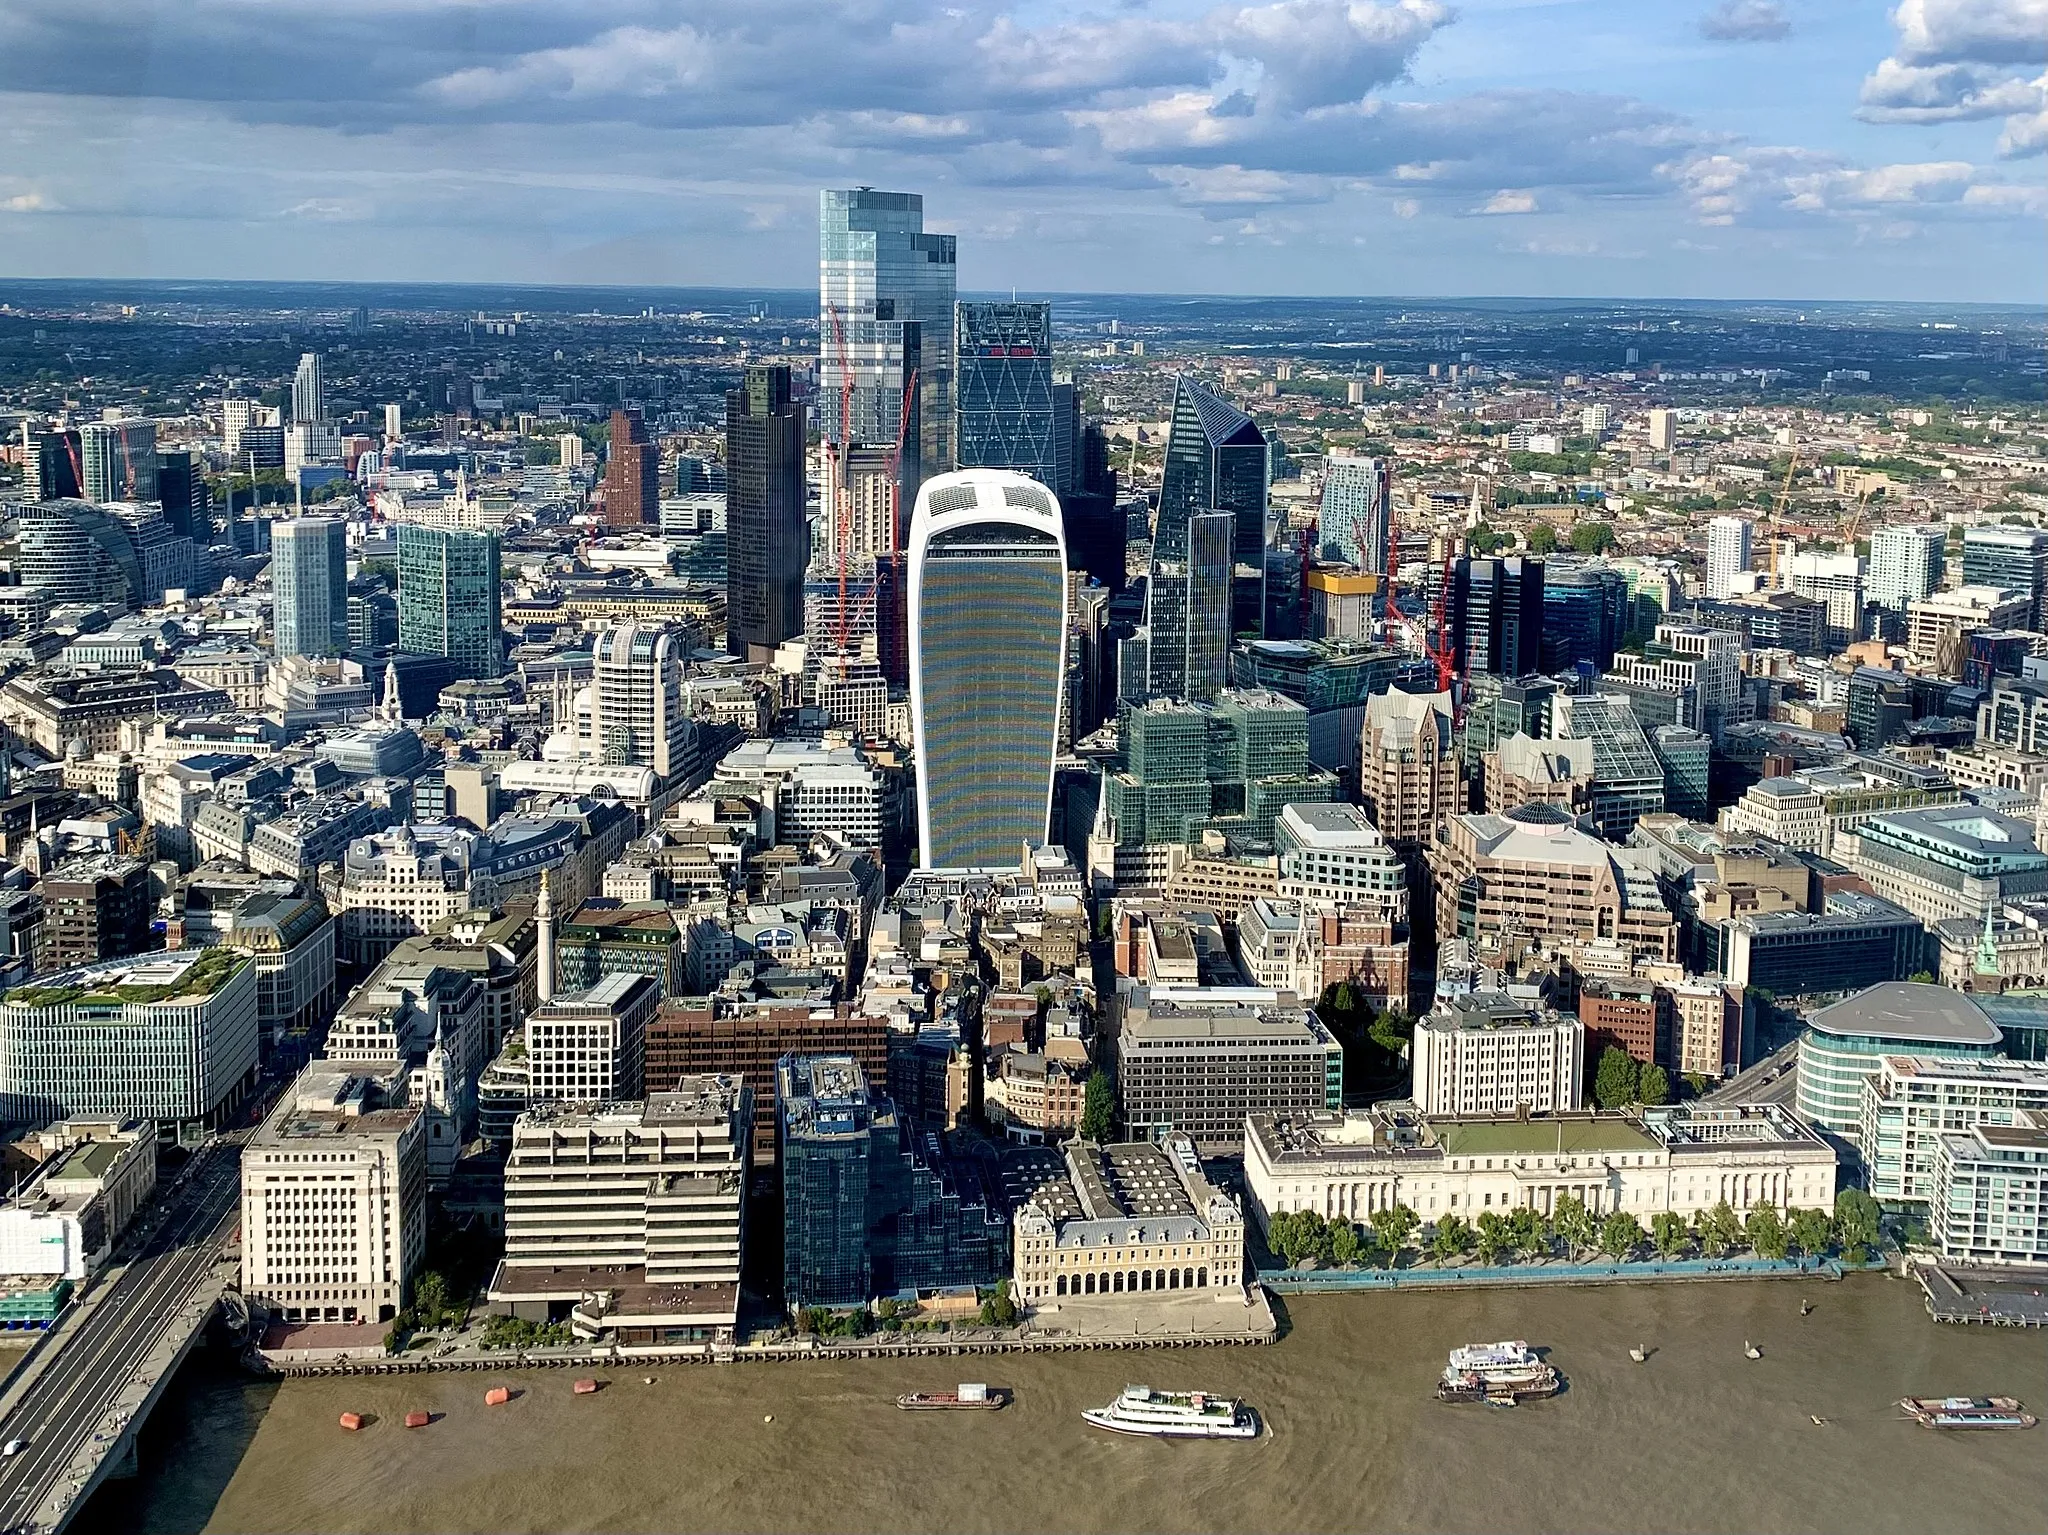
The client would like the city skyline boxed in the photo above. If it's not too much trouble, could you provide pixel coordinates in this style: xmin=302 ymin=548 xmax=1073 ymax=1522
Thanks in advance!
xmin=0 ymin=2 xmax=2039 ymax=303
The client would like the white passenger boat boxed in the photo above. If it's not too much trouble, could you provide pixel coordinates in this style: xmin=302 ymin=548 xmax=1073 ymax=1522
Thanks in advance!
xmin=1081 ymin=1384 xmax=1260 ymax=1439
xmin=1447 ymin=1341 xmax=1538 ymax=1372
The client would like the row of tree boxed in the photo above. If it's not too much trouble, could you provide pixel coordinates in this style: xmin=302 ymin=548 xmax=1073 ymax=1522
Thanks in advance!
xmin=1268 ymin=1189 xmax=1883 ymax=1269
xmin=1593 ymin=1046 xmax=1672 ymax=1109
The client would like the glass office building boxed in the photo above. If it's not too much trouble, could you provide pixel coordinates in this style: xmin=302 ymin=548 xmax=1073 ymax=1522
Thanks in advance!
xmin=909 ymin=469 xmax=1068 ymax=870
xmin=272 ymin=517 xmax=349 ymax=659
xmin=1148 ymin=378 xmax=1269 ymax=700
xmin=955 ymin=302 xmax=1056 ymax=485
xmin=1541 ymin=559 xmax=1628 ymax=673
xmin=1450 ymin=555 xmax=1545 ymax=679
xmin=724 ymin=364 xmax=808 ymax=663
xmin=396 ymin=522 xmax=502 ymax=678
xmin=778 ymin=1054 xmax=1007 ymax=1312
xmin=1316 ymin=452 xmax=1390 ymax=579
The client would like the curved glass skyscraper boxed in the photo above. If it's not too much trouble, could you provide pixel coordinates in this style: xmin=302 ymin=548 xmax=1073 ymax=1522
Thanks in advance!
xmin=909 ymin=469 xmax=1068 ymax=870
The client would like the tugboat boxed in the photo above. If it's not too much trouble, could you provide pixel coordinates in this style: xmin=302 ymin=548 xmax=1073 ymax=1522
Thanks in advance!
xmin=1899 ymin=1396 xmax=2037 ymax=1430
xmin=896 ymin=1383 xmax=1007 ymax=1411
xmin=1082 ymin=1385 xmax=1259 ymax=1438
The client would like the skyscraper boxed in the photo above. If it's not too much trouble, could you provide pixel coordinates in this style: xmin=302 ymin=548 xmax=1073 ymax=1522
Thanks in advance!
xmin=955 ymin=301 xmax=1056 ymax=485
xmin=1147 ymin=377 xmax=1269 ymax=701
xmin=21 ymin=427 xmax=80 ymax=502
xmin=272 ymin=517 xmax=349 ymax=659
xmin=1963 ymin=525 xmax=2048 ymax=631
xmin=724 ymin=364 xmax=807 ymax=664
xmin=589 ymin=623 xmax=695 ymax=780
xmin=291 ymin=352 xmax=326 ymax=426
xmin=1706 ymin=516 xmax=1752 ymax=600
xmin=909 ymin=469 xmax=1068 ymax=870
xmin=1316 ymin=452 xmax=1391 ymax=581
xmin=1868 ymin=524 xmax=1946 ymax=611
xmin=1450 ymin=556 xmax=1545 ymax=679
xmin=598 ymin=408 xmax=660 ymax=528
xmin=78 ymin=419 xmax=157 ymax=504
xmin=396 ymin=523 xmax=502 ymax=678
xmin=819 ymin=188 xmax=957 ymax=495
xmin=155 ymin=448 xmax=209 ymax=543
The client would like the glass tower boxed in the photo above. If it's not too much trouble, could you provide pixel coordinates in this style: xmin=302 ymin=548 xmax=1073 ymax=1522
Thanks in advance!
xmin=955 ymin=301 xmax=1056 ymax=484
xmin=909 ymin=469 xmax=1068 ymax=870
xmin=724 ymin=364 xmax=808 ymax=663
xmin=1450 ymin=555 xmax=1545 ymax=679
xmin=396 ymin=523 xmax=502 ymax=678
xmin=1316 ymin=452 xmax=1390 ymax=579
xmin=1147 ymin=377 xmax=1269 ymax=701
xmin=820 ymin=189 xmax=957 ymax=496
xmin=272 ymin=517 xmax=349 ymax=659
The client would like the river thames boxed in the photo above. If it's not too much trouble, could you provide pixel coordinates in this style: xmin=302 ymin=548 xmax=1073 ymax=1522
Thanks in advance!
xmin=77 ymin=1274 xmax=2048 ymax=1534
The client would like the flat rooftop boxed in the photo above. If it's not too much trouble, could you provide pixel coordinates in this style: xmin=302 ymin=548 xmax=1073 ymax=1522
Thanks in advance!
xmin=1807 ymin=983 xmax=2002 ymax=1046
xmin=1433 ymin=1117 xmax=1658 ymax=1159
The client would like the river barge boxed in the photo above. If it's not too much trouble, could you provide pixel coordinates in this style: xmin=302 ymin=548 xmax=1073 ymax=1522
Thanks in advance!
xmin=1899 ymin=1396 xmax=2036 ymax=1429
xmin=896 ymin=1383 xmax=1006 ymax=1410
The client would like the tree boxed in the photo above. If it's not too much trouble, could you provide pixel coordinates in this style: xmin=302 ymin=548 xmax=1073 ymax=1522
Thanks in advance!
xmin=1506 ymin=1204 xmax=1548 ymax=1259
xmin=1650 ymin=1211 xmax=1689 ymax=1259
xmin=1637 ymin=1064 xmax=1671 ymax=1107
xmin=1833 ymin=1188 xmax=1882 ymax=1257
xmin=1788 ymin=1207 xmax=1835 ymax=1260
xmin=1552 ymin=1195 xmax=1596 ymax=1254
xmin=1599 ymin=1211 xmax=1644 ymax=1260
xmin=1370 ymin=1203 xmax=1419 ymax=1258
xmin=1368 ymin=1009 xmax=1413 ymax=1058
xmin=1594 ymin=1046 xmax=1641 ymax=1110
xmin=979 ymin=1280 xmax=1018 ymax=1327
xmin=1745 ymin=1206 xmax=1789 ymax=1261
xmin=1525 ymin=523 xmax=1559 ymax=554
xmin=1907 ymin=970 xmax=1935 ymax=984
xmin=1330 ymin=1219 xmax=1363 ymax=1267
xmin=1080 ymin=1069 xmax=1114 ymax=1141
xmin=1570 ymin=521 xmax=1615 ymax=554
xmin=1698 ymin=1200 xmax=1741 ymax=1257
xmin=1475 ymin=1210 xmax=1512 ymax=1265
xmin=1467 ymin=523 xmax=1504 ymax=555
xmin=1431 ymin=1214 xmax=1472 ymax=1262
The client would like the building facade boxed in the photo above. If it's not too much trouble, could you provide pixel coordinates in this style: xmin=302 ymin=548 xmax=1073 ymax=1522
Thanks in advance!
xmin=271 ymin=517 xmax=349 ymax=660
xmin=1411 ymin=993 xmax=1586 ymax=1117
xmin=396 ymin=523 xmax=502 ymax=679
xmin=1117 ymin=986 xmax=1343 ymax=1144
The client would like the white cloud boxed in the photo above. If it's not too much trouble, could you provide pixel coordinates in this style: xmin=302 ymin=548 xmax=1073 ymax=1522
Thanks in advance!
xmin=1859 ymin=0 xmax=2047 ymax=152
xmin=1474 ymin=189 xmax=1538 ymax=214
xmin=1698 ymin=1 xmax=1791 ymax=43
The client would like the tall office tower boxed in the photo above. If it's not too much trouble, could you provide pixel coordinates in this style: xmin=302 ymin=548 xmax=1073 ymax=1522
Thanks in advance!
xmin=1787 ymin=551 xmax=1866 ymax=649
xmin=1316 ymin=452 xmax=1391 ymax=579
xmin=1868 ymin=524 xmax=1946 ymax=611
xmin=821 ymin=444 xmax=899 ymax=566
xmin=598 ymin=408 xmax=660 ymax=528
xmin=291 ymin=352 xmax=326 ymax=426
xmin=909 ymin=469 xmax=1068 ymax=870
xmin=221 ymin=398 xmax=257 ymax=458
xmin=1358 ymin=689 xmax=1455 ymax=849
xmin=819 ymin=188 xmax=957 ymax=497
xmin=1148 ymin=378 xmax=1268 ymax=700
xmin=1706 ymin=515 xmax=1752 ymax=600
xmin=272 ymin=517 xmax=349 ymax=659
xmin=725 ymin=364 xmax=807 ymax=664
xmin=155 ymin=448 xmax=208 ymax=543
xmin=1050 ymin=380 xmax=1081 ymax=495
xmin=1449 ymin=556 xmax=1545 ymax=678
xmin=78 ymin=419 xmax=157 ymax=503
xmin=21 ymin=427 xmax=80 ymax=502
xmin=396 ymin=522 xmax=503 ymax=678
xmin=955 ymin=301 xmax=1056 ymax=484
xmin=383 ymin=402 xmax=403 ymax=442
xmin=1646 ymin=408 xmax=1677 ymax=452
xmin=1963 ymin=525 xmax=2048 ymax=631
xmin=589 ymin=622 xmax=695 ymax=779
xmin=1541 ymin=559 xmax=1628 ymax=672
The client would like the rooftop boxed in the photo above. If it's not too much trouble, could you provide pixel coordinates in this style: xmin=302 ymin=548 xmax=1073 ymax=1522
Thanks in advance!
xmin=1807 ymin=982 xmax=2003 ymax=1046
xmin=1433 ymin=1116 xmax=1658 ymax=1158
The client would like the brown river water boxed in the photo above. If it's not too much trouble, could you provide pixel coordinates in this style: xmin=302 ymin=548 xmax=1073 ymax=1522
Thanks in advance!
xmin=77 ymin=1274 xmax=2048 ymax=1534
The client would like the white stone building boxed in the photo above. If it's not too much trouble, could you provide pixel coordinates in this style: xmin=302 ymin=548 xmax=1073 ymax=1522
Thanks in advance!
xmin=1411 ymin=992 xmax=1585 ymax=1117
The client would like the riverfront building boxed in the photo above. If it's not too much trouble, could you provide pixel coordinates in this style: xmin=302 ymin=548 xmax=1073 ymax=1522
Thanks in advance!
xmin=0 ymin=949 xmax=259 ymax=1132
xmin=1243 ymin=1101 xmax=1836 ymax=1231
xmin=778 ymin=1054 xmax=1007 ymax=1312
xmin=1860 ymin=1055 xmax=2048 ymax=1205
xmin=489 ymin=1078 xmax=752 ymax=1347
xmin=1411 ymin=993 xmax=1585 ymax=1117
xmin=242 ymin=1067 xmax=426 ymax=1325
xmin=1010 ymin=1135 xmax=1245 ymax=1309
xmin=1929 ymin=1109 xmax=2048 ymax=1266
xmin=908 ymin=469 xmax=1067 ymax=870
xmin=1796 ymin=983 xmax=2004 ymax=1137
xmin=1116 ymin=986 xmax=1342 ymax=1145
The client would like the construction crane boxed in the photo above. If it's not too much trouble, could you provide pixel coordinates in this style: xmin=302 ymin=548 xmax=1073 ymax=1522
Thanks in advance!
xmin=1762 ymin=449 xmax=1799 ymax=590
xmin=883 ymin=367 xmax=917 ymax=555
xmin=823 ymin=305 xmax=856 ymax=652
xmin=1840 ymin=482 xmax=1876 ymax=550
xmin=1384 ymin=498 xmax=1456 ymax=696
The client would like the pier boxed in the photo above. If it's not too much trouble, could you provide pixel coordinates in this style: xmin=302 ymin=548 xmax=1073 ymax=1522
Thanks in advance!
xmin=1915 ymin=1261 xmax=2048 ymax=1327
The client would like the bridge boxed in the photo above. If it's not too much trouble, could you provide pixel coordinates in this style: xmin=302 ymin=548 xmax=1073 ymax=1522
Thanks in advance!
xmin=0 ymin=1137 xmax=244 ymax=1535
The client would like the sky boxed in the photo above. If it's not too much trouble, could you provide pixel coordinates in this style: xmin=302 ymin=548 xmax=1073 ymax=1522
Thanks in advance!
xmin=0 ymin=0 xmax=2042 ymax=302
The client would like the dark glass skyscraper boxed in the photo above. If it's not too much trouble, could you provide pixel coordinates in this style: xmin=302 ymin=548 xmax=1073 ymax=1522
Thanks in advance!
xmin=155 ymin=448 xmax=209 ymax=542
xmin=1541 ymin=560 xmax=1628 ymax=673
xmin=1450 ymin=555 xmax=1545 ymax=679
xmin=396 ymin=523 xmax=502 ymax=678
xmin=955 ymin=301 xmax=1055 ymax=484
xmin=909 ymin=469 xmax=1067 ymax=870
xmin=1147 ymin=377 xmax=1268 ymax=701
xmin=724 ymin=364 xmax=807 ymax=664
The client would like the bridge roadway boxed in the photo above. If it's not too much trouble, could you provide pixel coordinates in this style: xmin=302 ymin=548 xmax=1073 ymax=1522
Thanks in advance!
xmin=0 ymin=1138 xmax=243 ymax=1535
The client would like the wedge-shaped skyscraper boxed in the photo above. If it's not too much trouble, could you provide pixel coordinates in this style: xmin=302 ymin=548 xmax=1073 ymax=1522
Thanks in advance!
xmin=909 ymin=469 xmax=1068 ymax=870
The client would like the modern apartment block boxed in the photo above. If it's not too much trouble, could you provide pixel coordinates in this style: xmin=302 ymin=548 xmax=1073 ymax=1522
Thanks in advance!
xmin=1859 ymin=1054 xmax=2048 ymax=1204
xmin=271 ymin=517 xmax=349 ymax=659
xmin=489 ymin=1078 xmax=753 ymax=1346
xmin=525 ymin=971 xmax=658 ymax=1107
xmin=1116 ymin=986 xmax=1342 ymax=1145
xmin=242 ymin=1066 xmax=427 ymax=1325
xmin=1929 ymin=1109 xmax=2048 ymax=1266
xmin=1411 ymin=992 xmax=1585 ymax=1117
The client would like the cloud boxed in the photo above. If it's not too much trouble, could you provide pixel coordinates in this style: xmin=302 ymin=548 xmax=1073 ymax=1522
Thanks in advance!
xmin=1699 ymin=1 xmax=1791 ymax=42
xmin=1 ymin=191 xmax=56 ymax=213
xmin=1859 ymin=0 xmax=2047 ymax=153
xmin=1474 ymin=189 xmax=1539 ymax=214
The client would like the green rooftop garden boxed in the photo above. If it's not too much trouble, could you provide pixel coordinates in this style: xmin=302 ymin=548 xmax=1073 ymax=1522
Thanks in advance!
xmin=5 ymin=948 xmax=248 ymax=1009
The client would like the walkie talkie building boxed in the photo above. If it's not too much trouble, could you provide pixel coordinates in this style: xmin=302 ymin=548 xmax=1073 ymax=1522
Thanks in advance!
xmin=909 ymin=469 xmax=1069 ymax=871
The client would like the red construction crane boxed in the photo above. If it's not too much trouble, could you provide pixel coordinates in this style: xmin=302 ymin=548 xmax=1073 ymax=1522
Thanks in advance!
xmin=824 ymin=305 xmax=857 ymax=652
xmin=60 ymin=432 xmax=83 ymax=497
xmin=1383 ymin=504 xmax=1456 ymax=695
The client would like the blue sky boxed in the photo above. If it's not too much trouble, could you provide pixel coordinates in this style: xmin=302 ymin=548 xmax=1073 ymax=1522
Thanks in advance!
xmin=0 ymin=0 xmax=2041 ymax=301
